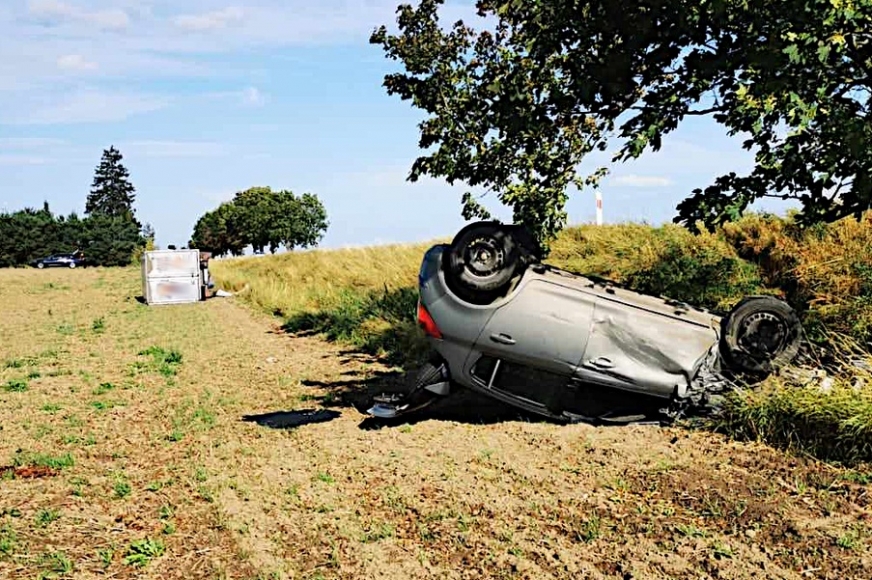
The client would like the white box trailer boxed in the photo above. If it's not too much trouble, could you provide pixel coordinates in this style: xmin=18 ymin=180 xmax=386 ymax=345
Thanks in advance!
xmin=141 ymin=249 xmax=204 ymax=305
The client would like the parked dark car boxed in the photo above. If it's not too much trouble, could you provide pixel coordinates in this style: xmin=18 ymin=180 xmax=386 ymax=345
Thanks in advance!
xmin=30 ymin=253 xmax=86 ymax=269
xmin=367 ymin=221 xmax=803 ymax=425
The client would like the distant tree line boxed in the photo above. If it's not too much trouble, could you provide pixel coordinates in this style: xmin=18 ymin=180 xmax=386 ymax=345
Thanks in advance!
xmin=0 ymin=146 xmax=153 ymax=268
xmin=190 ymin=186 xmax=329 ymax=256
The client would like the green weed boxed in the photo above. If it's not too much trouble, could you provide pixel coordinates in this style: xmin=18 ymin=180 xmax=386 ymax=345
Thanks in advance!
xmin=39 ymin=551 xmax=74 ymax=575
xmin=12 ymin=451 xmax=75 ymax=470
xmin=97 ymin=547 xmax=114 ymax=568
xmin=0 ymin=524 xmax=16 ymax=558
xmin=114 ymin=478 xmax=132 ymax=499
xmin=135 ymin=346 xmax=183 ymax=377
xmin=576 ymin=516 xmax=601 ymax=543
xmin=93 ymin=382 xmax=116 ymax=395
xmin=3 ymin=378 xmax=28 ymax=393
xmin=123 ymin=538 xmax=165 ymax=567
xmin=362 ymin=522 xmax=396 ymax=543
xmin=35 ymin=509 xmax=60 ymax=527
xmin=91 ymin=317 xmax=106 ymax=333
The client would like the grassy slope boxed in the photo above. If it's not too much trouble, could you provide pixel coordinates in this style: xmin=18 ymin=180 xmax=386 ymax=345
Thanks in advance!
xmin=211 ymin=213 xmax=872 ymax=465
xmin=3 ymin=267 xmax=872 ymax=579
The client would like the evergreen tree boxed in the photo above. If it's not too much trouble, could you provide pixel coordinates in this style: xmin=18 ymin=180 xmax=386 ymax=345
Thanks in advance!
xmin=141 ymin=222 xmax=155 ymax=244
xmin=85 ymin=146 xmax=138 ymax=220
xmin=82 ymin=214 xmax=145 ymax=267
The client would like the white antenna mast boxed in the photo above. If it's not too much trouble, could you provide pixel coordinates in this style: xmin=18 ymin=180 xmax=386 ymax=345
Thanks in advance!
xmin=595 ymin=190 xmax=603 ymax=225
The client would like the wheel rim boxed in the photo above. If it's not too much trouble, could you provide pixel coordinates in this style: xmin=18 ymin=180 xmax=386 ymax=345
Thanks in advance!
xmin=463 ymin=236 xmax=505 ymax=278
xmin=737 ymin=311 xmax=787 ymax=359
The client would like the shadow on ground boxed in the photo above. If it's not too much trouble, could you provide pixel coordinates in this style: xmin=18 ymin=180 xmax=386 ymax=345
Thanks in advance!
xmin=277 ymin=350 xmax=544 ymax=430
xmin=242 ymin=409 xmax=342 ymax=429
xmin=244 ymin=343 xmax=668 ymax=432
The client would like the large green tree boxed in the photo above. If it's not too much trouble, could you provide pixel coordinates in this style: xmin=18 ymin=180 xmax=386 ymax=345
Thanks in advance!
xmin=189 ymin=201 xmax=247 ymax=257
xmin=0 ymin=205 xmax=139 ymax=268
xmin=231 ymin=186 xmax=279 ymax=254
xmin=190 ymin=187 xmax=329 ymax=256
xmin=81 ymin=214 xmax=145 ymax=267
xmin=85 ymin=146 xmax=138 ymax=222
xmin=0 ymin=206 xmax=59 ymax=267
xmin=371 ymin=0 xmax=872 ymax=251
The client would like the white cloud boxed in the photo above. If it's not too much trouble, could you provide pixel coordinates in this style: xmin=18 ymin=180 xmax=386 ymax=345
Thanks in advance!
xmin=121 ymin=140 xmax=227 ymax=158
xmin=1 ymin=1 xmax=481 ymax=126
xmin=26 ymin=0 xmax=129 ymax=30
xmin=0 ymin=137 xmax=65 ymax=149
xmin=3 ymin=88 xmax=170 ymax=125
xmin=241 ymin=86 xmax=266 ymax=107
xmin=57 ymin=53 xmax=97 ymax=71
xmin=26 ymin=0 xmax=75 ymax=19
xmin=610 ymin=174 xmax=674 ymax=188
xmin=173 ymin=7 xmax=244 ymax=31
xmin=198 ymin=189 xmax=237 ymax=204
xmin=0 ymin=154 xmax=49 ymax=165
xmin=87 ymin=8 xmax=129 ymax=29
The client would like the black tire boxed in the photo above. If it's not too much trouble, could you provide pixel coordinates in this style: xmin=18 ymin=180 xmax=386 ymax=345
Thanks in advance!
xmin=444 ymin=221 xmax=520 ymax=299
xmin=719 ymin=296 xmax=802 ymax=375
xmin=37 ymin=262 xmax=44 ymax=269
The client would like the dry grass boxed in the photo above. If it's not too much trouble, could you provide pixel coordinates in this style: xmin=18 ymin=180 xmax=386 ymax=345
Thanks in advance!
xmin=3 ymin=266 xmax=872 ymax=579
xmin=211 ymin=243 xmax=435 ymax=318
xmin=210 ymin=244 xmax=435 ymax=367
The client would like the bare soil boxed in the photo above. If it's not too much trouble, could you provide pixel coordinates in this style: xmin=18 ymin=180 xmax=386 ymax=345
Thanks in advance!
xmin=1 ymin=268 xmax=870 ymax=579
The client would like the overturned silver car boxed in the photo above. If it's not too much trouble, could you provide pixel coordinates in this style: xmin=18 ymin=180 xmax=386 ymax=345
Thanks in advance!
xmin=368 ymin=221 xmax=803 ymax=424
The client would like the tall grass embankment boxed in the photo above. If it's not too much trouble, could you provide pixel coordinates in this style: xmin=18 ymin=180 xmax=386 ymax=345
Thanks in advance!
xmin=211 ymin=242 xmax=436 ymax=367
xmin=212 ymin=212 xmax=872 ymax=466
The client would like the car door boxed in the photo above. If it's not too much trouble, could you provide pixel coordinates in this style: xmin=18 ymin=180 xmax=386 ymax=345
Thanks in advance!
xmin=576 ymin=287 xmax=720 ymax=398
xmin=472 ymin=277 xmax=597 ymax=409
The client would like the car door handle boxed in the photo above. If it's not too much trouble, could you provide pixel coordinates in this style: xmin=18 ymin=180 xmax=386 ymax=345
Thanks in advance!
xmin=490 ymin=333 xmax=516 ymax=345
xmin=588 ymin=357 xmax=614 ymax=368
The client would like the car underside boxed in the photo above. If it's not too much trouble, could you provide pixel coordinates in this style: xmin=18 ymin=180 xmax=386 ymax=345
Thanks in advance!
xmin=367 ymin=221 xmax=803 ymax=425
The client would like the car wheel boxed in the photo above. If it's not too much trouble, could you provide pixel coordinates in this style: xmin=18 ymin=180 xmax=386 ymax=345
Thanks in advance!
xmin=444 ymin=221 xmax=520 ymax=299
xmin=719 ymin=296 xmax=802 ymax=375
xmin=37 ymin=262 xmax=45 ymax=269
xmin=69 ymin=262 xmax=76 ymax=269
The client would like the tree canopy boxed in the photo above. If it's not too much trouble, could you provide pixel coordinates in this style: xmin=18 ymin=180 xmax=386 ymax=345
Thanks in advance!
xmin=86 ymin=146 xmax=138 ymax=222
xmin=189 ymin=187 xmax=329 ymax=256
xmin=0 ymin=206 xmax=146 ymax=268
xmin=371 ymin=0 xmax=872 ymax=250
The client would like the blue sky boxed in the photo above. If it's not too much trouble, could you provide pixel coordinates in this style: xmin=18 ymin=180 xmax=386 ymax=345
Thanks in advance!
xmin=0 ymin=0 xmax=796 ymax=250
